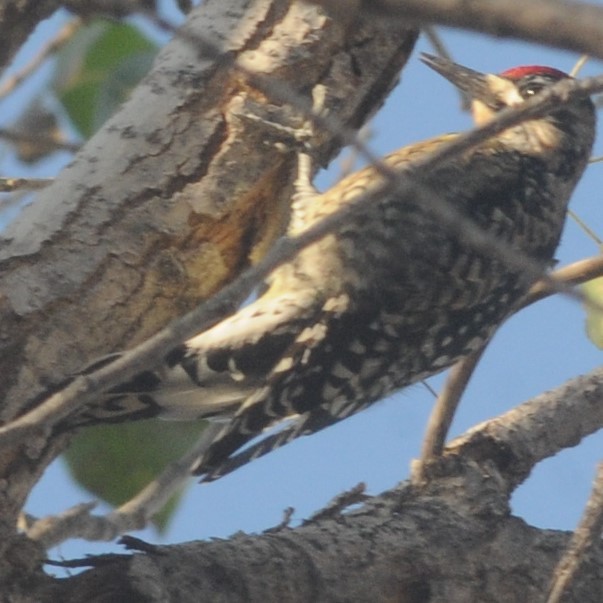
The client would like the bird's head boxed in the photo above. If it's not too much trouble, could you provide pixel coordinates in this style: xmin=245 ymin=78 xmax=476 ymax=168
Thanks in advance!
xmin=420 ymin=53 xmax=595 ymax=156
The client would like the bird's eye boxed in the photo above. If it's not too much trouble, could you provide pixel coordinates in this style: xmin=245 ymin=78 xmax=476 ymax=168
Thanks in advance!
xmin=522 ymin=83 xmax=544 ymax=98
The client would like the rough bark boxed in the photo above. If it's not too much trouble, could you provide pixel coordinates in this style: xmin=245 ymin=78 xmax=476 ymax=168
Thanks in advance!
xmin=0 ymin=1 xmax=416 ymax=417
xmin=0 ymin=0 xmax=418 ymax=596
xmin=40 ymin=366 xmax=603 ymax=602
xmin=44 ymin=510 xmax=603 ymax=603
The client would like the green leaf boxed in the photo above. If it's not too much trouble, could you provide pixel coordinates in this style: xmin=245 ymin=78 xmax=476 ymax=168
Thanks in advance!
xmin=53 ymin=20 xmax=157 ymax=138
xmin=583 ymin=276 xmax=603 ymax=349
xmin=63 ymin=419 xmax=208 ymax=532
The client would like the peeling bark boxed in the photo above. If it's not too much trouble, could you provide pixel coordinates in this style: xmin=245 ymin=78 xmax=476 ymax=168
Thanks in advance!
xmin=0 ymin=1 xmax=417 ymax=415
xmin=0 ymin=0 xmax=418 ymax=595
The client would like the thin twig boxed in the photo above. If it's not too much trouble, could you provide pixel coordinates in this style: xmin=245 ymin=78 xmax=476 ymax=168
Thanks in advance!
xmin=0 ymin=178 xmax=53 ymax=192
xmin=546 ymin=462 xmax=603 ymax=603
xmin=0 ymin=19 xmax=82 ymax=99
xmin=25 ymin=502 xmax=98 ymax=547
xmin=414 ymin=253 xmax=603 ymax=483
xmin=423 ymin=26 xmax=454 ymax=63
xmin=336 ymin=125 xmax=372 ymax=181
xmin=420 ymin=379 xmax=439 ymax=398
xmin=0 ymin=128 xmax=81 ymax=155
xmin=568 ymin=209 xmax=603 ymax=248
xmin=522 ymin=255 xmax=603 ymax=308
xmin=4 ymin=74 xmax=602 ymax=452
xmin=570 ymin=54 xmax=589 ymax=77
xmin=413 ymin=347 xmax=485 ymax=483
xmin=303 ymin=483 xmax=367 ymax=524
xmin=264 ymin=507 xmax=295 ymax=533
xmin=147 ymin=12 xmax=603 ymax=307
xmin=109 ymin=423 xmax=222 ymax=528
xmin=27 ymin=423 xmax=223 ymax=547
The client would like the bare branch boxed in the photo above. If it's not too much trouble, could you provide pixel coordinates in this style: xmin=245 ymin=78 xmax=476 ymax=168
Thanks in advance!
xmin=46 ymin=365 xmax=603 ymax=602
xmin=413 ymin=347 xmax=485 ymax=483
xmin=546 ymin=462 xmax=603 ymax=603
xmin=448 ymin=367 xmax=603 ymax=492
xmin=27 ymin=423 xmax=224 ymax=548
xmin=568 ymin=208 xmax=603 ymax=247
xmin=0 ymin=1 xmax=59 ymax=71
xmin=303 ymin=483 xmax=368 ymax=525
xmin=523 ymin=255 xmax=603 ymax=308
xmin=0 ymin=128 xmax=80 ymax=156
xmin=0 ymin=18 xmax=82 ymax=98
xmin=4 ymin=71 xmax=601 ymax=454
xmin=0 ymin=177 xmax=53 ymax=192
xmin=315 ymin=0 xmax=603 ymax=60
xmin=414 ymin=253 xmax=603 ymax=483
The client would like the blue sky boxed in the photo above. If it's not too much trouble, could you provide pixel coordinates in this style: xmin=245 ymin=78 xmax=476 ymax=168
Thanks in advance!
xmin=3 ymin=2 xmax=603 ymax=570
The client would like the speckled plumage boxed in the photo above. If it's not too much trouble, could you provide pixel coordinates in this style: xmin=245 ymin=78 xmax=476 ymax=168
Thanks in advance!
xmin=74 ymin=55 xmax=597 ymax=480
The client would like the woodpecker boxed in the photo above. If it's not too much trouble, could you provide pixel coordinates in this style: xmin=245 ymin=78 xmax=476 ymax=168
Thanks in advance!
xmin=71 ymin=54 xmax=596 ymax=479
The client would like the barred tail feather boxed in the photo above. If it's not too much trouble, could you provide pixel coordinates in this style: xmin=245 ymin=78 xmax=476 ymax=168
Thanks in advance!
xmin=198 ymin=407 xmax=342 ymax=481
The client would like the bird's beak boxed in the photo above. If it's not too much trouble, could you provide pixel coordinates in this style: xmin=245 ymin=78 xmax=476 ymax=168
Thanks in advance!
xmin=421 ymin=53 xmax=508 ymax=111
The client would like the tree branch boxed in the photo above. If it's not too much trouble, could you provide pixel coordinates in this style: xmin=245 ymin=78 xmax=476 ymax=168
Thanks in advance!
xmin=26 ymin=423 xmax=224 ymax=548
xmin=316 ymin=0 xmax=603 ymax=60
xmin=414 ymin=253 xmax=603 ymax=482
xmin=447 ymin=367 xmax=603 ymax=492
xmin=413 ymin=346 xmax=486 ymax=482
xmin=0 ymin=0 xmax=418 ymax=520
xmin=0 ymin=17 xmax=82 ymax=98
xmin=547 ymin=462 xmax=603 ymax=603
xmin=0 ymin=1 xmax=59 ymax=71
xmin=45 ymin=366 xmax=603 ymax=602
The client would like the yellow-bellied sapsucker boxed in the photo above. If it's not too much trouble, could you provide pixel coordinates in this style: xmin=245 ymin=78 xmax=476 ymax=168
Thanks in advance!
xmin=71 ymin=54 xmax=596 ymax=480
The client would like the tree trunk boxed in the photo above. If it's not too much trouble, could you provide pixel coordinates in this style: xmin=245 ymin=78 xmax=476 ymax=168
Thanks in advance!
xmin=0 ymin=0 xmax=418 ymax=598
